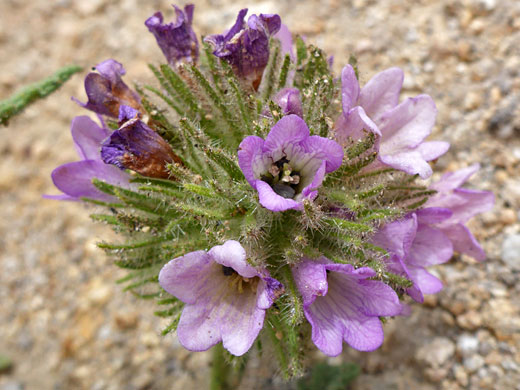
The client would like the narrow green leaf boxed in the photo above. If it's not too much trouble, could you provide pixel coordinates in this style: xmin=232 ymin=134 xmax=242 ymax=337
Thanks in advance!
xmin=183 ymin=183 xmax=218 ymax=198
xmin=324 ymin=217 xmax=374 ymax=233
xmin=346 ymin=133 xmax=376 ymax=159
xmin=205 ymin=147 xmax=244 ymax=181
xmin=123 ymin=276 xmax=158 ymax=291
xmin=296 ymin=36 xmax=307 ymax=67
xmin=90 ymin=213 xmax=121 ymax=226
xmin=1 ymin=65 xmax=82 ymax=126
xmin=187 ymin=65 xmax=242 ymax=141
xmin=143 ymin=85 xmax=183 ymax=116
xmin=278 ymin=54 xmax=291 ymax=89
xmin=98 ymin=236 xmax=170 ymax=250
xmin=161 ymin=313 xmax=182 ymax=335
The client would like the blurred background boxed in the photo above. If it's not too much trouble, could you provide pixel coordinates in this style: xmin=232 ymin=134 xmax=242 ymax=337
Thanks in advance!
xmin=0 ymin=0 xmax=519 ymax=389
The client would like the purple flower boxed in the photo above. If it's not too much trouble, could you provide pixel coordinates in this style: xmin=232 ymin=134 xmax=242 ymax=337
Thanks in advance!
xmin=101 ymin=106 xmax=182 ymax=179
xmin=273 ymin=88 xmax=302 ymax=117
xmin=145 ymin=4 xmax=199 ymax=66
xmin=292 ymin=258 xmax=402 ymax=356
xmin=204 ymin=9 xmax=281 ymax=89
xmin=238 ymin=115 xmax=343 ymax=212
xmin=423 ymin=164 xmax=494 ymax=261
xmin=45 ymin=116 xmax=130 ymax=202
xmin=158 ymin=240 xmax=284 ymax=356
xmin=73 ymin=59 xmax=142 ymax=118
xmin=371 ymin=210 xmax=454 ymax=303
xmin=335 ymin=65 xmax=450 ymax=178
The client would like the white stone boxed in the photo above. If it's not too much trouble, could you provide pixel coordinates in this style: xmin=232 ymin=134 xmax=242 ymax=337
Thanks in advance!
xmin=501 ymin=234 xmax=520 ymax=271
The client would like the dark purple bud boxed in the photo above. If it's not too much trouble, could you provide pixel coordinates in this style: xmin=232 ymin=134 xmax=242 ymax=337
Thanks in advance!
xmin=145 ymin=4 xmax=199 ymax=66
xmin=73 ymin=59 xmax=142 ymax=118
xmin=204 ymin=9 xmax=281 ymax=90
xmin=101 ymin=106 xmax=182 ymax=179
xmin=273 ymin=88 xmax=303 ymax=117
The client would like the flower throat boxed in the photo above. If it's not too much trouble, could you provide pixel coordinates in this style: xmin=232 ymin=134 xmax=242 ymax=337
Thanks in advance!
xmin=261 ymin=157 xmax=301 ymax=199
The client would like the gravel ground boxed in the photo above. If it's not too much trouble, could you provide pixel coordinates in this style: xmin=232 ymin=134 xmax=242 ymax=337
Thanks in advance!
xmin=1 ymin=0 xmax=519 ymax=389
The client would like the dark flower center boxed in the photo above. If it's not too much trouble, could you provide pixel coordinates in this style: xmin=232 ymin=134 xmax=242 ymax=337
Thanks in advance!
xmin=222 ymin=266 xmax=235 ymax=276
xmin=221 ymin=266 xmax=259 ymax=293
xmin=260 ymin=157 xmax=301 ymax=199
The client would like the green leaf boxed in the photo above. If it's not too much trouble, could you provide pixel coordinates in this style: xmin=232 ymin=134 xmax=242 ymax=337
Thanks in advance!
xmin=1 ymin=65 xmax=82 ymax=126
xmin=182 ymin=183 xmax=218 ymax=198
xmin=295 ymin=36 xmax=308 ymax=67
xmin=205 ymin=147 xmax=244 ymax=181
xmin=161 ymin=312 xmax=182 ymax=335
xmin=346 ymin=133 xmax=376 ymax=159
xmin=278 ymin=54 xmax=291 ymax=89
xmin=324 ymin=217 xmax=375 ymax=233
xmin=187 ymin=64 xmax=242 ymax=143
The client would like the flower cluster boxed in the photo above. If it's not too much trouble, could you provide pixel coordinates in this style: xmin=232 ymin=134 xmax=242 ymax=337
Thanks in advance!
xmin=47 ymin=4 xmax=493 ymax=373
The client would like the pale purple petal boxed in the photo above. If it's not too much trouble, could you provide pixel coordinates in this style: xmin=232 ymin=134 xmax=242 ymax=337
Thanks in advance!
xmin=294 ymin=258 xmax=401 ymax=355
xmin=340 ymin=65 xmax=360 ymax=113
xmin=273 ymin=88 xmax=302 ymax=117
xmin=263 ymin=115 xmax=310 ymax=154
xmin=359 ymin=67 xmax=404 ymax=123
xmin=301 ymin=161 xmax=326 ymax=199
xmin=416 ymin=140 xmax=450 ymax=161
xmin=430 ymin=163 xmax=480 ymax=192
xmin=407 ymin=224 xmax=453 ymax=266
xmin=371 ymin=214 xmax=417 ymax=258
xmin=415 ymin=207 xmax=453 ymax=225
xmin=292 ymin=259 xmax=328 ymax=306
xmin=379 ymin=148 xmax=435 ymax=179
xmin=300 ymin=136 xmax=344 ymax=173
xmin=175 ymin=266 xmax=263 ymax=355
xmin=42 ymin=193 xmax=77 ymax=201
xmin=306 ymin=302 xmax=346 ymax=356
xmin=440 ymin=223 xmax=487 ymax=261
xmin=208 ymin=240 xmax=257 ymax=278
xmin=308 ymin=271 xmax=392 ymax=353
xmin=159 ymin=242 xmax=282 ymax=356
xmin=50 ymin=160 xmax=130 ymax=202
xmin=428 ymin=189 xmax=495 ymax=224
xmin=378 ymin=95 xmax=437 ymax=154
xmin=176 ymin=299 xmax=222 ymax=352
xmin=219 ymin=292 xmax=266 ymax=356
xmin=70 ymin=116 xmax=109 ymax=160
xmin=334 ymin=106 xmax=381 ymax=144
xmin=237 ymin=135 xmax=265 ymax=186
xmin=406 ymin=265 xmax=444 ymax=295
xmin=325 ymin=263 xmax=377 ymax=280
xmin=158 ymin=250 xmax=213 ymax=303
xmin=256 ymin=180 xmax=301 ymax=211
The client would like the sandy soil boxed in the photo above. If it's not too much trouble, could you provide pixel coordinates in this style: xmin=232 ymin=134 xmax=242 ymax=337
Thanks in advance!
xmin=1 ymin=0 xmax=519 ymax=389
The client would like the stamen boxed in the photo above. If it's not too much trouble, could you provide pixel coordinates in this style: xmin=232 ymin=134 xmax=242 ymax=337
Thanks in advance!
xmin=269 ymin=164 xmax=280 ymax=176
xmin=263 ymin=157 xmax=302 ymax=199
